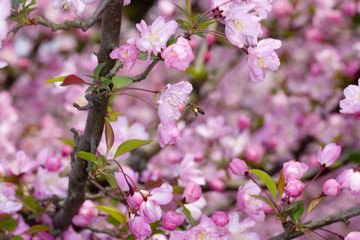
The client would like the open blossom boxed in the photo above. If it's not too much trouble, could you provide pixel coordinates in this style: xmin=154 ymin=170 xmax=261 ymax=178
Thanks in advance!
xmin=114 ymin=165 xmax=139 ymax=192
xmin=0 ymin=183 xmax=23 ymax=214
xmin=52 ymin=0 xmax=97 ymax=16
xmin=161 ymin=37 xmax=194 ymax=71
xmin=156 ymin=81 xmax=193 ymax=124
xmin=72 ymin=200 xmax=98 ymax=227
xmin=237 ymin=181 xmax=265 ymax=221
xmin=162 ymin=211 xmax=186 ymax=230
xmin=110 ymin=44 xmax=137 ymax=72
xmin=224 ymin=212 xmax=260 ymax=240
xmin=172 ymin=215 xmax=221 ymax=239
xmin=128 ymin=16 xmax=178 ymax=66
xmin=283 ymin=160 xmax=308 ymax=183
xmin=247 ymin=38 xmax=281 ymax=82
xmin=245 ymin=0 xmax=273 ymax=19
xmin=225 ymin=4 xmax=262 ymax=48
xmin=33 ymin=167 xmax=68 ymax=198
xmin=317 ymin=143 xmax=341 ymax=167
xmin=0 ymin=0 xmax=11 ymax=50
xmin=345 ymin=232 xmax=360 ymax=240
xmin=129 ymin=216 xmax=152 ymax=240
xmin=139 ymin=183 xmax=173 ymax=223
xmin=336 ymin=168 xmax=360 ymax=202
xmin=157 ymin=121 xmax=180 ymax=148
xmin=339 ymin=79 xmax=360 ymax=114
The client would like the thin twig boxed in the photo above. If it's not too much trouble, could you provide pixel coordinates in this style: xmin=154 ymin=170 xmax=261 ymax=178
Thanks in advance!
xmin=85 ymin=226 xmax=118 ymax=238
xmin=132 ymin=59 xmax=160 ymax=82
xmin=34 ymin=0 xmax=111 ymax=31
xmin=89 ymin=179 xmax=123 ymax=201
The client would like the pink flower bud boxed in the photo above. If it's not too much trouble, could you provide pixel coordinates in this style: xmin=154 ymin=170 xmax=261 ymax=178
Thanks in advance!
xmin=322 ymin=179 xmax=340 ymax=197
xmin=229 ymin=158 xmax=248 ymax=175
xmin=157 ymin=121 xmax=180 ymax=148
xmin=206 ymin=34 xmax=216 ymax=46
xmin=183 ymin=182 xmax=202 ymax=203
xmin=211 ymin=211 xmax=229 ymax=227
xmin=157 ymin=0 xmax=176 ymax=16
xmin=44 ymin=155 xmax=62 ymax=172
xmin=237 ymin=114 xmax=251 ymax=130
xmin=245 ymin=144 xmax=264 ymax=163
xmin=341 ymin=2 xmax=357 ymax=16
xmin=61 ymin=145 xmax=73 ymax=157
xmin=204 ymin=51 xmax=211 ymax=62
xmin=345 ymin=232 xmax=360 ymax=240
xmin=283 ymin=161 xmax=308 ymax=183
xmin=317 ymin=143 xmax=341 ymax=167
xmin=127 ymin=191 xmax=144 ymax=210
xmin=161 ymin=211 xmax=185 ymax=230
xmin=284 ymin=179 xmax=304 ymax=198
xmin=209 ymin=179 xmax=225 ymax=192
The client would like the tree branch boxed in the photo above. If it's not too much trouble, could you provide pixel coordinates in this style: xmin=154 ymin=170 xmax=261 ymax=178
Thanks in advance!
xmin=269 ymin=205 xmax=360 ymax=240
xmin=34 ymin=0 xmax=111 ymax=31
xmin=132 ymin=59 xmax=160 ymax=82
xmin=52 ymin=0 xmax=123 ymax=231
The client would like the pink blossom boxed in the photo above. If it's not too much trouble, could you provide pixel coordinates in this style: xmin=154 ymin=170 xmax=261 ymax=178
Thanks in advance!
xmin=1 ymin=151 xmax=41 ymax=176
xmin=340 ymin=79 xmax=360 ymax=114
xmin=210 ymin=0 xmax=235 ymax=18
xmin=13 ymin=215 xmax=31 ymax=240
xmin=162 ymin=211 xmax=186 ymax=230
xmin=52 ymin=0 xmax=96 ymax=16
xmin=114 ymin=165 xmax=139 ymax=192
xmin=33 ymin=167 xmax=68 ymax=198
xmin=0 ymin=0 xmax=11 ymax=46
xmin=172 ymin=215 xmax=221 ymax=239
xmin=247 ymin=38 xmax=281 ymax=82
xmin=157 ymin=121 xmax=180 ymax=148
xmin=229 ymin=158 xmax=248 ymax=175
xmin=245 ymin=143 xmax=264 ymax=163
xmin=211 ymin=211 xmax=229 ymax=227
xmin=225 ymin=4 xmax=262 ymax=48
xmin=336 ymin=168 xmax=360 ymax=202
xmin=237 ymin=114 xmax=251 ymax=130
xmin=0 ymin=183 xmax=23 ymax=214
xmin=284 ymin=178 xmax=304 ymax=198
xmin=129 ymin=216 xmax=152 ymax=240
xmin=322 ymin=179 xmax=340 ymax=197
xmin=345 ymin=232 xmax=360 ymax=240
xmin=124 ymin=0 xmax=131 ymax=6
xmin=127 ymin=191 xmax=144 ymax=211
xmin=245 ymin=0 xmax=273 ymax=19
xmin=224 ymin=212 xmax=260 ymax=240
xmin=237 ymin=181 xmax=265 ymax=221
xmin=156 ymin=81 xmax=193 ymax=124
xmin=178 ymin=153 xmax=206 ymax=186
xmin=72 ymin=200 xmax=98 ymax=227
xmin=139 ymin=183 xmax=173 ymax=223
xmin=157 ymin=0 xmax=176 ymax=16
xmin=44 ymin=155 xmax=62 ymax=172
xmin=282 ymin=160 xmax=308 ymax=183
xmin=128 ymin=16 xmax=178 ymax=66
xmin=183 ymin=181 xmax=202 ymax=203
xmin=110 ymin=44 xmax=137 ymax=72
xmin=317 ymin=143 xmax=341 ymax=167
xmin=161 ymin=37 xmax=194 ymax=71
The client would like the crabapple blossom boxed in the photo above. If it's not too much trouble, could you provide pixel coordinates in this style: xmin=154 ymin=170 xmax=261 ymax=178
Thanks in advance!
xmin=211 ymin=211 xmax=229 ymax=227
xmin=182 ymin=181 xmax=202 ymax=203
xmin=225 ymin=4 xmax=262 ymax=48
xmin=52 ymin=0 xmax=96 ymax=16
xmin=128 ymin=16 xmax=178 ymax=66
xmin=224 ymin=212 xmax=260 ymax=240
xmin=0 ymin=0 xmax=11 ymax=56
xmin=284 ymin=178 xmax=304 ymax=198
xmin=139 ymin=183 xmax=173 ymax=223
xmin=237 ymin=114 xmax=251 ymax=130
xmin=0 ymin=183 xmax=23 ymax=214
xmin=161 ymin=37 xmax=194 ymax=71
xmin=129 ymin=216 xmax=152 ymax=240
xmin=345 ymin=232 xmax=360 ymax=240
xmin=178 ymin=153 xmax=206 ymax=186
xmin=162 ymin=211 xmax=186 ymax=230
xmin=237 ymin=181 xmax=265 ymax=221
xmin=339 ymin=79 xmax=360 ymax=114
xmin=110 ymin=44 xmax=137 ymax=72
xmin=157 ymin=0 xmax=176 ymax=17
xmin=282 ymin=160 xmax=308 ymax=183
xmin=229 ymin=158 xmax=248 ymax=175
xmin=210 ymin=0 xmax=234 ymax=18
xmin=127 ymin=191 xmax=144 ymax=211
xmin=33 ymin=167 xmax=68 ymax=198
xmin=157 ymin=121 xmax=180 ymax=148
xmin=336 ymin=168 xmax=360 ymax=202
xmin=156 ymin=81 xmax=193 ymax=124
xmin=72 ymin=200 xmax=98 ymax=227
xmin=44 ymin=155 xmax=62 ymax=172
xmin=114 ymin=165 xmax=139 ymax=192
xmin=317 ymin=143 xmax=341 ymax=167
xmin=247 ymin=38 xmax=281 ymax=82
xmin=1 ymin=151 xmax=40 ymax=176
xmin=322 ymin=179 xmax=340 ymax=197
xmin=245 ymin=0 xmax=273 ymax=19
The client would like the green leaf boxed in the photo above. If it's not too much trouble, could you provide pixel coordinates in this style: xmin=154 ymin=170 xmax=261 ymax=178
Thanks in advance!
xmin=0 ymin=217 xmax=17 ymax=232
xmin=23 ymin=225 xmax=53 ymax=234
xmin=76 ymin=151 xmax=97 ymax=164
xmin=105 ymin=119 xmax=115 ymax=153
xmin=12 ymin=0 xmax=23 ymax=12
xmin=172 ymin=185 xmax=184 ymax=195
xmin=176 ymin=19 xmax=192 ymax=30
xmin=44 ymin=76 xmax=66 ymax=85
xmin=278 ymin=169 xmax=285 ymax=197
xmin=307 ymin=195 xmax=326 ymax=215
xmin=166 ymin=35 xmax=179 ymax=47
xmin=101 ymin=172 xmax=118 ymax=189
xmin=150 ymin=220 xmax=161 ymax=230
xmin=57 ymin=138 xmax=75 ymax=148
xmin=106 ymin=216 xmax=121 ymax=228
xmin=197 ymin=20 xmax=217 ymax=30
xmin=112 ymin=75 xmax=133 ymax=89
xmin=86 ymin=85 xmax=96 ymax=93
xmin=96 ymin=152 xmax=109 ymax=168
xmin=251 ymin=195 xmax=277 ymax=212
xmin=185 ymin=0 xmax=191 ymax=18
xmin=93 ymin=62 xmax=106 ymax=78
xmin=289 ymin=204 xmax=304 ymax=223
xmin=349 ymin=152 xmax=360 ymax=164
xmin=114 ymin=139 xmax=152 ymax=159
xmin=174 ymin=198 xmax=196 ymax=226
xmin=94 ymin=206 xmax=125 ymax=224
xmin=174 ymin=4 xmax=191 ymax=21
xmin=22 ymin=196 xmax=40 ymax=212
xmin=12 ymin=236 xmax=23 ymax=240
xmin=195 ymin=32 xmax=206 ymax=38
xmin=249 ymin=169 xmax=277 ymax=201
xmin=136 ymin=52 xmax=160 ymax=60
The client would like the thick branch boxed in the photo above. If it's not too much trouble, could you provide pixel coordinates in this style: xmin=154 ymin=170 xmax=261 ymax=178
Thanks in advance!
xmin=35 ymin=0 xmax=111 ymax=31
xmin=52 ymin=0 xmax=123 ymax=231
xmin=269 ymin=205 xmax=360 ymax=240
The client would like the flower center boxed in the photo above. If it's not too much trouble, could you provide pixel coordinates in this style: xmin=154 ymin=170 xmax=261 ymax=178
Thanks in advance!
xmin=60 ymin=0 xmax=71 ymax=11
xmin=233 ymin=19 xmax=246 ymax=32
xmin=256 ymin=57 xmax=266 ymax=68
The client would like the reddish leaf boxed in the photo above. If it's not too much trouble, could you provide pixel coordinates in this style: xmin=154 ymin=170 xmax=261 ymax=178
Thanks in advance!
xmin=60 ymin=74 xmax=86 ymax=86
xmin=105 ymin=118 xmax=114 ymax=153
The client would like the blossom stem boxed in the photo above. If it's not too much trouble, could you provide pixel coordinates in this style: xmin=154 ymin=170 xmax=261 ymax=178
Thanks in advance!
xmin=109 ymin=92 xmax=158 ymax=110
xmin=113 ymin=87 xmax=160 ymax=94
xmin=303 ymin=166 xmax=325 ymax=191
xmin=318 ymin=227 xmax=344 ymax=239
